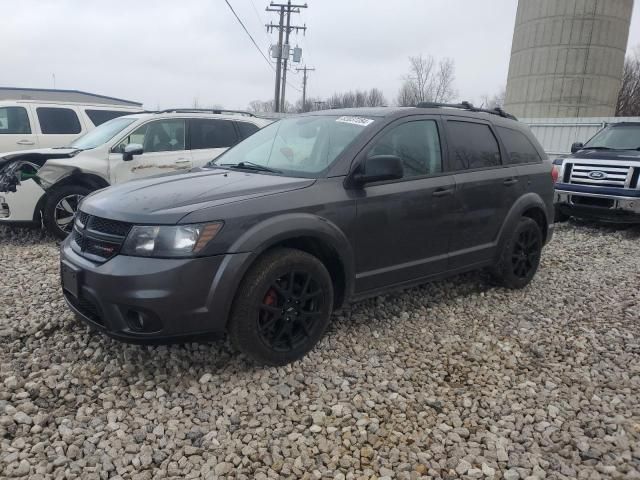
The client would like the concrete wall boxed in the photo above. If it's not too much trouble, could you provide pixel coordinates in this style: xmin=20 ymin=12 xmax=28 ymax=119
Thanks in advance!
xmin=505 ymin=0 xmax=634 ymax=118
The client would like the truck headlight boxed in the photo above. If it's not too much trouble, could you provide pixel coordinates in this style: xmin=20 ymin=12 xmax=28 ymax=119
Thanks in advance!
xmin=121 ymin=222 xmax=223 ymax=258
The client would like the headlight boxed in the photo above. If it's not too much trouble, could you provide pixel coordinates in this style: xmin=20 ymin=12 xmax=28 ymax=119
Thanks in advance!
xmin=121 ymin=222 xmax=223 ymax=258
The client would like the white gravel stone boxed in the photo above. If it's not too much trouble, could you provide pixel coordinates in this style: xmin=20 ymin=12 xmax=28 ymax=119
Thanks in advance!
xmin=1 ymin=222 xmax=640 ymax=479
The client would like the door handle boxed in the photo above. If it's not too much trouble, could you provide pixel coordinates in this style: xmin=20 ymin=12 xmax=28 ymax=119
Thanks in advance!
xmin=503 ymin=178 xmax=519 ymax=186
xmin=175 ymin=159 xmax=190 ymax=164
xmin=17 ymin=140 xmax=35 ymax=145
xmin=432 ymin=187 xmax=454 ymax=197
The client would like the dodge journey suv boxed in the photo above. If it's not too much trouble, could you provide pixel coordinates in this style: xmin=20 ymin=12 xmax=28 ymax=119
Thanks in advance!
xmin=60 ymin=104 xmax=554 ymax=365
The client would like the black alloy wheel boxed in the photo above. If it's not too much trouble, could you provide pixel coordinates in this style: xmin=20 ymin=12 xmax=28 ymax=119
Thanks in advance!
xmin=258 ymin=271 xmax=324 ymax=352
xmin=511 ymin=227 xmax=540 ymax=279
xmin=229 ymin=248 xmax=334 ymax=365
xmin=493 ymin=216 xmax=543 ymax=289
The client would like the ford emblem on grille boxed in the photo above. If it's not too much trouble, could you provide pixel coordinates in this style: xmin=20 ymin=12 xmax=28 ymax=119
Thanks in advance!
xmin=588 ymin=171 xmax=607 ymax=179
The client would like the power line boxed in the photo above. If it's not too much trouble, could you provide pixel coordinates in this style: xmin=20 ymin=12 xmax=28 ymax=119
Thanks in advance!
xmin=247 ymin=0 xmax=272 ymax=45
xmin=224 ymin=0 xmax=274 ymax=72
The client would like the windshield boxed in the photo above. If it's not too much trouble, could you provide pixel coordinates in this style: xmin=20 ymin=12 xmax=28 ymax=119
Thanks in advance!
xmin=585 ymin=124 xmax=640 ymax=150
xmin=211 ymin=115 xmax=376 ymax=176
xmin=70 ymin=117 xmax=137 ymax=150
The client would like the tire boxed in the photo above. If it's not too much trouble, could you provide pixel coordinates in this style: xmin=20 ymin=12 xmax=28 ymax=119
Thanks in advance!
xmin=43 ymin=185 xmax=92 ymax=239
xmin=493 ymin=217 xmax=543 ymax=289
xmin=228 ymin=248 xmax=334 ymax=366
xmin=554 ymin=205 xmax=570 ymax=223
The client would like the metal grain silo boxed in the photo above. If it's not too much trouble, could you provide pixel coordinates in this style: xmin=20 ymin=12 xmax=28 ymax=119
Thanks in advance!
xmin=504 ymin=0 xmax=634 ymax=118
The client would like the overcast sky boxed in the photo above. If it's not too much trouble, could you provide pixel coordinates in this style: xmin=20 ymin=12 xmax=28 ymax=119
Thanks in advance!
xmin=3 ymin=0 xmax=639 ymax=110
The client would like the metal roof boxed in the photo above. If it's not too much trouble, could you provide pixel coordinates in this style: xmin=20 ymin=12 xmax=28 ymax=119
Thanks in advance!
xmin=0 ymin=87 xmax=142 ymax=107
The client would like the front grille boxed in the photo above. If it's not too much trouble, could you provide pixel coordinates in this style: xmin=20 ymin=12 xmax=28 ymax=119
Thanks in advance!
xmin=567 ymin=162 xmax=633 ymax=188
xmin=75 ymin=212 xmax=90 ymax=229
xmin=87 ymin=217 xmax=131 ymax=237
xmin=71 ymin=212 xmax=130 ymax=263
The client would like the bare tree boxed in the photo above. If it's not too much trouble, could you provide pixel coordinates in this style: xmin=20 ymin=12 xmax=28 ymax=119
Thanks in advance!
xmin=616 ymin=46 xmax=640 ymax=117
xmin=480 ymin=87 xmax=506 ymax=109
xmin=248 ymin=100 xmax=275 ymax=113
xmin=366 ymin=88 xmax=387 ymax=107
xmin=326 ymin=89 xmax=387 ymax=109
xmin=397 ymin=54 xmax=457 ymax=106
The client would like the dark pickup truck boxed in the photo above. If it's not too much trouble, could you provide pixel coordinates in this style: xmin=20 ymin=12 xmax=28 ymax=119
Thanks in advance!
xmin=553 ymin=122 xmax=640 ymax=223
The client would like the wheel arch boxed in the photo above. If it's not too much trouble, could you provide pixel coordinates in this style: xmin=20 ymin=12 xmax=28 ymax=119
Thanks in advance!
xmin=49 ymin=171 xmax=110 ymax=191
xmin=213 ymin=214 xmax=354 ymax=326
xmin=495 ymin=193 xmax=551 ymax=258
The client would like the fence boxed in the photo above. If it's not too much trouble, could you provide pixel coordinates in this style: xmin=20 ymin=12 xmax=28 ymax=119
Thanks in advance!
xmin=522 ymin=117 xmax=640 ymax=159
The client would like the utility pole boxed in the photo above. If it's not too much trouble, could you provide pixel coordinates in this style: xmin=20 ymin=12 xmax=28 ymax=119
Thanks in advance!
xmin=266 ymin=1 xmax=307 ymax=112
xmin=296 ymin=65 xmax=315 ymax=112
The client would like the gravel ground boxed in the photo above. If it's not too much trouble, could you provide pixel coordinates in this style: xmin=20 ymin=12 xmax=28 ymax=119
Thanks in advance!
xmin=1 ymin=222 xmax=639 ymax=480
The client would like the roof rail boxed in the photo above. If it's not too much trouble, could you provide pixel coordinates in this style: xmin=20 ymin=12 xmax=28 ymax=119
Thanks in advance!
xmin=415 ymin=101 xmax=518 ymax=121
xmin=157 ymin=108 xmax=257 ymax=117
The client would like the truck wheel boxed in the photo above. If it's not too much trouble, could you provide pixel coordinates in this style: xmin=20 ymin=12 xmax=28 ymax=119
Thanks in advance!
xmin=493 ymin=217 xmax=543 ymax=289
xmin=554 ymin=205 xmax=570 ymax=223
xmin=228 ymin=248 xmax=334 ymax=366
xmin=43 ymin=185 xmax=91 ymax=239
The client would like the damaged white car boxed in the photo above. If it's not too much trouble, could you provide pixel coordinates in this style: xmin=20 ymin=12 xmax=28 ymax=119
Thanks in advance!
xmin=0 ymin=110 xmax=271 ymax=238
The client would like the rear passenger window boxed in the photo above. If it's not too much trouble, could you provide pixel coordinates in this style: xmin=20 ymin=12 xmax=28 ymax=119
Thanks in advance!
xmin=37 ymin=107 xmax=81 ymax=134
xmin=367 ymin=120 xmax=442 ymax=178
xmin=0 ymin=107 xmax=31 ymax=134
xmin=85 ymin=110 xmax=130 ymax=126
xmin=190 ymin=119 xmax=238 ymax=149
xmin=236 ymin=121 xmax=259 ymax=139
xmin=496 ymin=127 xmax=542 ymax=164
xmin=447 ymin=121 xmax=501 ymax=170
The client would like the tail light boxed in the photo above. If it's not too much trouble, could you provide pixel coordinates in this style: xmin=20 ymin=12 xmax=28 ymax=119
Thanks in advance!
xmin=551 ymin=158 xmax=564 ymax=183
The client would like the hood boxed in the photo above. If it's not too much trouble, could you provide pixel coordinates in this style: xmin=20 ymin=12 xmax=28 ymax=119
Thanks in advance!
xmin=80 ymin=167 xmax=316 ymax=224
xmin=570 ymin=149 xmax=640 ymax=161
xmin=0 ymin=147 xmax=81 ymax=169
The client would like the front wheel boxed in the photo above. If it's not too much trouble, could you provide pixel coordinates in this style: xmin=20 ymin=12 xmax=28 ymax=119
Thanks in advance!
xmin=493 ymin=217 xmax=543 ymax=289
xmin=43 ymin=185 xmax=92 ymax=239
xmin=228 ymin=248 xmax=334 ymax=366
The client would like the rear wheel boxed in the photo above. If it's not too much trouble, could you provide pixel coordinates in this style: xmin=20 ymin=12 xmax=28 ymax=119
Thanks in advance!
xmin=43 ymin=185 xmax=92 ymax=239
xmin=493 ymin=217 xmax=543 ymax=289
xmin=228 ymin=248 xmax=334 ymax=366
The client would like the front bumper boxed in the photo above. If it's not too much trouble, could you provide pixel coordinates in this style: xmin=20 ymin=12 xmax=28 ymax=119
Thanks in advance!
xmin=60 ymin=239 xmax=252 ymax=342
xmin=555 ymin=188 xmax=640 ymax=223
xmin=0 ymin=179 xmax=45 ymax=224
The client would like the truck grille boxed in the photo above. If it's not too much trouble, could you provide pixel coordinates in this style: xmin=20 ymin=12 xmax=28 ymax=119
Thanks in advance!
xmin=70 ymin=213 xmax=131 ymax=263
xmin=567 ymin=161 xmax=634 ymax=188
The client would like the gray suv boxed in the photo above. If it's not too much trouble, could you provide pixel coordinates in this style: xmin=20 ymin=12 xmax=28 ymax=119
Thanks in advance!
xmin=60 ymin=104 xmax=554 ymax=365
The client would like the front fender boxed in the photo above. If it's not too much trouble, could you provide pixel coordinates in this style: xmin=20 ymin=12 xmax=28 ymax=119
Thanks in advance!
xmin=216 ymin=213 xmax=355 ymax=311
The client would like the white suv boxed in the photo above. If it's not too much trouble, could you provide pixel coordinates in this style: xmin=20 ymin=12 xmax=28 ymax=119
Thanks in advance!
xmin=0 ymin=110 xmax=271 ymax=238
xmin=0 ymin=99 xmax=142 ymax=153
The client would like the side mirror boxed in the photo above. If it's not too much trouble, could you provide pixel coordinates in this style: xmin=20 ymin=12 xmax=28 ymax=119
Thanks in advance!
xmin=350 ymin=155 xmax=404 ymax=187
xmin=571 ymin=142 xmax=584 ymax=154
xmin=123 ymin=143 xmax=144 ymax=161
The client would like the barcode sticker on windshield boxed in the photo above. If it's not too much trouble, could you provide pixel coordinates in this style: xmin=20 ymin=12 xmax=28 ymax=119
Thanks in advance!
xmin=336 ymin=116 xmax=374 ymax=127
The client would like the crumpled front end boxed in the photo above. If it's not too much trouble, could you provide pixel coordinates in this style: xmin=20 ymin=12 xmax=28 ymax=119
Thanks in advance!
xmin=0 ymin=158 xmax=42 ymax=193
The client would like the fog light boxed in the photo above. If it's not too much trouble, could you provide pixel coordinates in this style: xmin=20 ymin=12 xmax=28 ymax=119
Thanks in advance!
xmin=125 ymin=309 xmax=162 ymax=333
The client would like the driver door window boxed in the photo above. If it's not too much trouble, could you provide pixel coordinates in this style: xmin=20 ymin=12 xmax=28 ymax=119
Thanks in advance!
xmin=111 ymin=119 xmax=190 ymax=183
xmin=117 ymin=119 xmax=186 ymax=153
xmin=367 ymin=120 xmax=442 ymax=178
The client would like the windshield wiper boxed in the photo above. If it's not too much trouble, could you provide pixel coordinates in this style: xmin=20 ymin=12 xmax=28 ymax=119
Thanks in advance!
xmin=582 ymin=146 xmax=615 ymax=151
xmin=218 ymin=161 xmax=281 ymax=173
